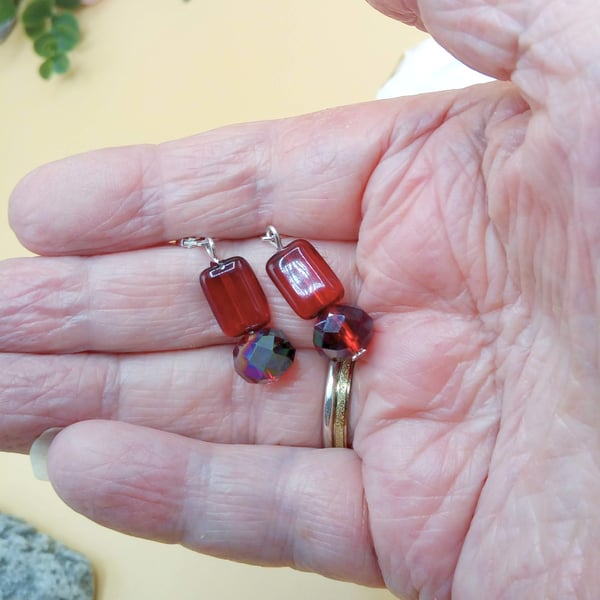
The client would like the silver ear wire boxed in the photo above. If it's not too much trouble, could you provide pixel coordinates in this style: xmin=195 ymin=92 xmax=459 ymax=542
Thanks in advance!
xmin=261 ymin=225 xmax=284 ymax=251
xmin=178 ymin=237 xmax=221 ymax=264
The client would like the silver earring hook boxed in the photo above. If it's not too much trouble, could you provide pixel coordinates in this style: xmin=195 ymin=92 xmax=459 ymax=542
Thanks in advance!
xmin=261 ymin=225 xmax=284 ymax=251
xmin=179 ymin=236 xmax=221 ymax=264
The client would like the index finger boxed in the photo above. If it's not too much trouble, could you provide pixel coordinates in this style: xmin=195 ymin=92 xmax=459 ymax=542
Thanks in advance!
xmin=9 ymin=101 xmax=399 ymax=256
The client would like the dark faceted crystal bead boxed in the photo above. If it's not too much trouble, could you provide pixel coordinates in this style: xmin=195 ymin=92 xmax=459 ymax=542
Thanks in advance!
xmin=313 ymin=304 xmax=373 ymax=360
xmin=233 ymin=328 xmax=296 ymax=384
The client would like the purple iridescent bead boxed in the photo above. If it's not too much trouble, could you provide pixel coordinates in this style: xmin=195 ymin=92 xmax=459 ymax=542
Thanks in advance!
xmin=233 ymin=328 xmax=296 ymax=384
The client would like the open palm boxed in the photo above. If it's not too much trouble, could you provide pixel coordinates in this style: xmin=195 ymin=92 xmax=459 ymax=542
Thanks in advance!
xmin=2 ymin=1 xmax=599 ymax=598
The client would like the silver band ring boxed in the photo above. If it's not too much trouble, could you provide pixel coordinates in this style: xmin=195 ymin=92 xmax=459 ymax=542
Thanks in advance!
xmin=323 ymin=359 xmax=354 ymax=448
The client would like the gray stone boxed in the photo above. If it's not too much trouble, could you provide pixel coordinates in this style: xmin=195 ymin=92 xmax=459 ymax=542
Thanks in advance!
xmin=0 ymin=513 xmax=95 ymax=600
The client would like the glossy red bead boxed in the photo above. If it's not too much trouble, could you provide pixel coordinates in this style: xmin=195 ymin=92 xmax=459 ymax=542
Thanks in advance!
xmin=200 ymin=257 xmax=270 ymax=337
xmin=266 ymin=239 xmax=344 ymax=319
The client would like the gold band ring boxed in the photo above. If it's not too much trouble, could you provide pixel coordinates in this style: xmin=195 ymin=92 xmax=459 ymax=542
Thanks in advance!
xmin=323 ymin=359 xmax=354 ymax=448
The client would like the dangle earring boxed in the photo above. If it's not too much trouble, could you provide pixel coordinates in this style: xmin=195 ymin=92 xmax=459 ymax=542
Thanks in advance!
xmin=180 ymin=236 xmax=296 ymax=384
xmin=261 ymin=226 xmax=373 ymax=361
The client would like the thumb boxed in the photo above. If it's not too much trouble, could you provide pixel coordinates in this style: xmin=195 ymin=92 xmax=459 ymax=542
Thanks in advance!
xmin=368 ymin=0 xmax=598 ymax=107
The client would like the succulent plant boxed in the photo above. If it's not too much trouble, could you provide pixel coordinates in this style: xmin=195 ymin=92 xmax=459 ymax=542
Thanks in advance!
xmin=0 ymin=0 xmax=83 ymax=79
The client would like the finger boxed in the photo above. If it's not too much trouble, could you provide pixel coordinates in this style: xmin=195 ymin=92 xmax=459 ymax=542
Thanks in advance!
xmin=46 ymin=420 xmax=383 ymax=586
xmin=1 ymin=348 xmax=331 ymax=453
xmin=9 ymin=101 xmax=398 ymax=256
xmin=368 ymin=0 xmax=600 ymax=105
xmin=0 ymin=240 xmax=359 ymax=354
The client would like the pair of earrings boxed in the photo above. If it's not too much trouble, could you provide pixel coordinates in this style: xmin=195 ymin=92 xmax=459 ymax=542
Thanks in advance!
xmin=180 ymin=227 xmax=373 ymax=384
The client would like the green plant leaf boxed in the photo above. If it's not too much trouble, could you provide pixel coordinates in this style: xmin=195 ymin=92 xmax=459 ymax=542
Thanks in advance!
xmin=0 ymin=0 xmax=16 ymax=24
xmin=53 ymin=25 xmax=78 ymax=50
xmin=55 ymin=29 xmax=78 ymax=50
xmin=50 ymin=12 xmax=79 ymax=51
xmin=25 ymin=21 xmax=47 ymax=38
xmin=52 ymin=12 xmax=79 ymax=34
xmin=55 ymin=0 xmax=81 ymax=8
xmin=52 ymin=52 xmax=69 ymax=73
xmin=39 ymin=57 xmax=53 ymax=79
xmin=38 ymin=53 xmax=71 ymax=79
xmin=22 ymin=0 xmax=52 ymax=26
xmin=33 ymin=31 xmax=59 ymax=57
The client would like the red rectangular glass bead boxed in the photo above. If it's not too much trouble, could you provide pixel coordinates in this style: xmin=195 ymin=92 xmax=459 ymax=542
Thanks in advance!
xmin=266 ymin=239 xmax=344 ymax=319
xmin=200 ymin=257 xmax=270 ymax=337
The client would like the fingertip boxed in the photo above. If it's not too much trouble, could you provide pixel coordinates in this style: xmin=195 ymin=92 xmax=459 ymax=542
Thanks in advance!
xmin=8 ymin=165 xmax=48 ymax=255
xmin=45 ymin=421 xmax=188 ymax=541
xmin=366 ymin=0 xmax=425 ymax=28
xmin=45 ymin=421 xmax=99 ymax=485
xmin=45 ymin=421 xmax=117 ymax=525
xmin=9 ymin=156 xmax=92 ymax=255
xmin=8 ymin=146 xmax=160 ymax=256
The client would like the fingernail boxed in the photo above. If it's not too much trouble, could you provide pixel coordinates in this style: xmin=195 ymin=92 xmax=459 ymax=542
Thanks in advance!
xmin=30 ymin=427 xmax=63 ymax=481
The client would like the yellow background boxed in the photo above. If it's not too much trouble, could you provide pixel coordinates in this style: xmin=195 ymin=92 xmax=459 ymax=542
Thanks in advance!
xmin=0 ymin=1 xmax=425 ymax=598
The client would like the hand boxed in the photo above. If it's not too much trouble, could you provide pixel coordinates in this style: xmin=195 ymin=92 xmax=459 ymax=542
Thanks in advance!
xmin=2 ymin=1 xmax=599 ymax=598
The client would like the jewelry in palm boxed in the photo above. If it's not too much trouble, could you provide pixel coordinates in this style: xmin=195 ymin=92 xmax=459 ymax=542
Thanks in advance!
xmin=180 ymin=236 xmax=296 ymax=384
xmin=261 ymin=226 xmax=374 ymax=446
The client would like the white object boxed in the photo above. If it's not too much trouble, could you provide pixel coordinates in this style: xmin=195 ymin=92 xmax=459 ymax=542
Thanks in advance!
xmin=377 ymin=37 xmax=493 ymax=98
xmin=30 ymin=427 xmax=63 ymax=481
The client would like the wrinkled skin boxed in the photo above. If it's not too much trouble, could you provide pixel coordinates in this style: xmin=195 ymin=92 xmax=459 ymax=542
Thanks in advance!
xmin=2 ymin=1 xmax=600 ymax=598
